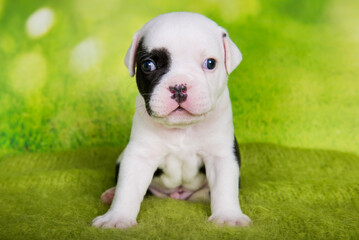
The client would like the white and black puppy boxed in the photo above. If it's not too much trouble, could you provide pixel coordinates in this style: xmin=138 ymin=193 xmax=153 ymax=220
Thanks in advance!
xmin=92 ymin=12 xmax=252 ymax=229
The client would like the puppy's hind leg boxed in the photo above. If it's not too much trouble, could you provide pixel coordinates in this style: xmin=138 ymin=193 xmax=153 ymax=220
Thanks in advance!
xmin=101 ymin=187 xmax=116 ymax=205
xmin=100 ymin=162 xmax=120 ymax=204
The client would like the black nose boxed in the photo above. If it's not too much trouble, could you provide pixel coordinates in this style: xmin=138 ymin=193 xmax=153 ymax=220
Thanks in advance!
xmin=169 ymin=84 xmax=187 ymax=104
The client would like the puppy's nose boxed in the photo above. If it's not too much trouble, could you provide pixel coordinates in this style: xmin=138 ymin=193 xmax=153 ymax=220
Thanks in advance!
xmin=169 ymin=84 xmax=187 ymax=104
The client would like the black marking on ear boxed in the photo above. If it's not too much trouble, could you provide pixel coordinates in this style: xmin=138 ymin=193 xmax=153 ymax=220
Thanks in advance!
xmin=135 ymin=38 xmax=171 ymax=116
xmin=223 ymin=33 xmax=227 ymax=38
xmin=233 ymin=136 xmax=242 ymax=188
xmin=115 ymin=162 xmax=120 ymax=184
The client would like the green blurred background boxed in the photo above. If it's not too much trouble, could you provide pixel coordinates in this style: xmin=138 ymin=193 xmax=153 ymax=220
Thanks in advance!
xmin=1 ymin=0 xmax=358 ymax=156
xmin=1 ymin=0 xmax=359 ymax=239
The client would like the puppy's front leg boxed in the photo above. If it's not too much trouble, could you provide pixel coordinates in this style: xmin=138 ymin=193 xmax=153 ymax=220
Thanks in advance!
xmin=204 ymin=154 xmax=252 ymax=227
xmin=92 ymin=144 xmax=158 ymax=229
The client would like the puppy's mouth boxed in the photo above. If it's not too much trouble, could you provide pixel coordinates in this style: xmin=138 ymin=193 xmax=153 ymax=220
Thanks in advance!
xmin=169 ymin=106 xmax=197 ymax=116
xmin=150 ymin=102 xmax=211 ymax=127
xmin=173 ymin=106 xmax=186 ymax=112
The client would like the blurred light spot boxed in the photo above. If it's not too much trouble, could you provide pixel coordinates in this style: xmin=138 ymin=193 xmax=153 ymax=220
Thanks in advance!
xmin=26 ymin=7 xmax=55 ymax=39
xmin=328 ymin=0 xmax=359 ymax=42
xmin=10 ymin=52 xmax=47 ymax=94
xmin=70 ymin=38 xmax=102 ymax=73
xmin=0 ymin=0 xmax=5 ymax=19
xmin=0 ymin=34 xmax=15 ymax=54
xmin=218 ymin=0 xmax=260 ymax=23
xmin=327 ymin=0 xmax=359 ymax=66
xmin=74 ymin=0 xmax=120 ymax=22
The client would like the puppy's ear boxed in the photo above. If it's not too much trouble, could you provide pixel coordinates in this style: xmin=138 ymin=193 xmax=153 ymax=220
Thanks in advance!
xmin=124 ymin=31 xmax=141 ymax=77
xmin=220 ymin=28 xmax=242 ymax=74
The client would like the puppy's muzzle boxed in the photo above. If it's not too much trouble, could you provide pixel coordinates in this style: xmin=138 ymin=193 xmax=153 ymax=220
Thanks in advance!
xmin=169 ymin=84 xmax=187 ymax=104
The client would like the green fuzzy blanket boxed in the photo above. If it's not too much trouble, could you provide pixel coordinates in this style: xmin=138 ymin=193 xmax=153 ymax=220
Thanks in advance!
xmin=1 ymin=145 xmax=358 ymax=239
xmin=1 ymin=0 xmax=359 ymax=239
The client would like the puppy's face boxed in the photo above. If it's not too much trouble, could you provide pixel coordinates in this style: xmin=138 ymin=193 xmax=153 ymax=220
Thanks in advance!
xmin=125 ymin=12 xmax=242 ymax=127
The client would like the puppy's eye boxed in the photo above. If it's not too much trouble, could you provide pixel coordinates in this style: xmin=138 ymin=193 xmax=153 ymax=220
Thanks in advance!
xmin=203 ymin=58 xmax=216 ymax=70
xmin=141 ymin=60 xmax=156 ymax=72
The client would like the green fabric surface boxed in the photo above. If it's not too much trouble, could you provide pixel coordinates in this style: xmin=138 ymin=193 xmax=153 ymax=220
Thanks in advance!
xmin=1 ymin=0 xmax=359 ymax=239
xmin=1 ymin=145 xmax=358 ymax=239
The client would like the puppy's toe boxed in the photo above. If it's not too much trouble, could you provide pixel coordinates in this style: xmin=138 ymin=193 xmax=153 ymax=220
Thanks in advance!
xmin=234 ymin=213 xmax=252 ymax=227
xmin=114 ymin=220 xmax=137 ymax=229
xmin=209 ymin=212 xmax=252 ymax=227
xmin=92 ymin=211 xmax=137 ymax=229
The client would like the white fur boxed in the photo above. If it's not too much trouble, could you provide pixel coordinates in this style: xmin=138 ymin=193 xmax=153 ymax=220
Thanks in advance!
xmin=92 ymin=12 xmax=251 ymax=229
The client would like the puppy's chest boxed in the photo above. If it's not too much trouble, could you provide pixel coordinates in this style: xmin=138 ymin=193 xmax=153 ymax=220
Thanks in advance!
xmin=153 ymin=149 xmax=206 ymax=190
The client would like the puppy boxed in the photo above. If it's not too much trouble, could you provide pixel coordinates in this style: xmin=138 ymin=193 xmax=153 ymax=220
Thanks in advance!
xmin=92 ymin=12 xmax=252 ymax=229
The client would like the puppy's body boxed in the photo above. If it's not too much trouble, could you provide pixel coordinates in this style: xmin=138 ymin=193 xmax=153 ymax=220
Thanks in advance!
xmin=92 ymin=12 xmax=251 ymax=229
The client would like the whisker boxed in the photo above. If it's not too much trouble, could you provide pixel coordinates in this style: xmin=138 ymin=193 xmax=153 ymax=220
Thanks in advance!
xmin=135 ymin=104 xmax=146 ymax=110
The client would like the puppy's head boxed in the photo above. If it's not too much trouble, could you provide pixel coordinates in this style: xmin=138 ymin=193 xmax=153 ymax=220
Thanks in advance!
xmin=125 ymin=12 xmax=242 ymax=127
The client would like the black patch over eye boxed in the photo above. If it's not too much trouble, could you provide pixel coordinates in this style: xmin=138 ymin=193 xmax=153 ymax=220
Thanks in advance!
xmin=203 ymin=58 xmax=216 ymax=70
xmin=135 ymin=38 xmax=171 ymax=116
xmin=141 ymin=60 xmax=156 ymax=72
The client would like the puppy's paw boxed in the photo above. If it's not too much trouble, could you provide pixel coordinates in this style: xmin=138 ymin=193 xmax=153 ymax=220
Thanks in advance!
xmin=209 ymin=211 xmax=252 ymax=227
xmin=92 ymin=211 xmax=137 ymax=229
